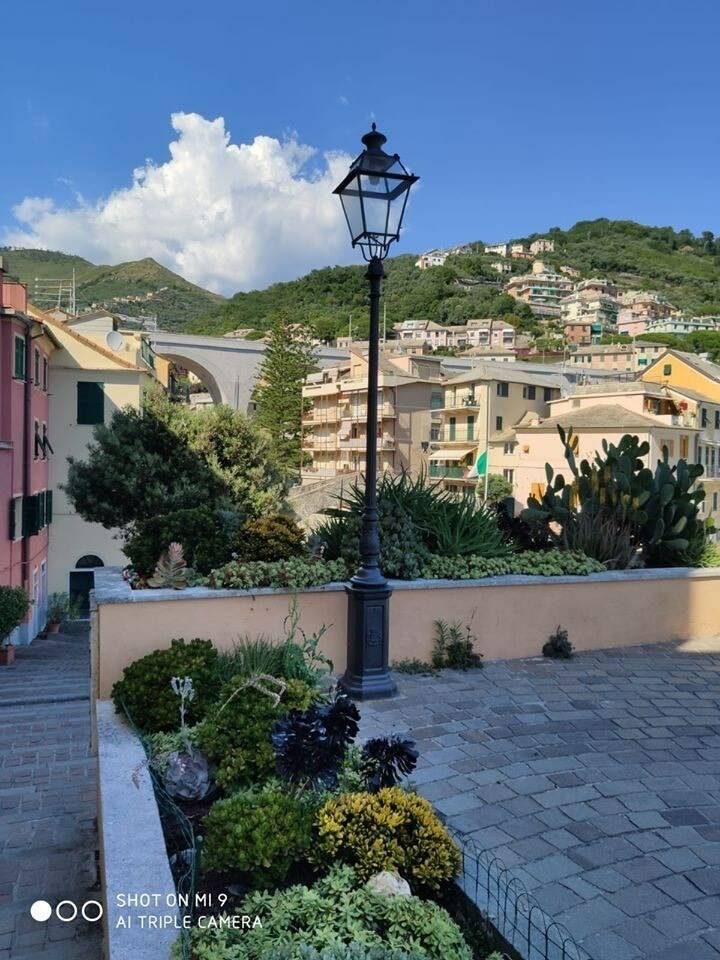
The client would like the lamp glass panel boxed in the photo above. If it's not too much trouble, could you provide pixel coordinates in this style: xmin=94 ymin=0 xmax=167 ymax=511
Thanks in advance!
xmin=339 ymin=179 xmax=364 ymax=241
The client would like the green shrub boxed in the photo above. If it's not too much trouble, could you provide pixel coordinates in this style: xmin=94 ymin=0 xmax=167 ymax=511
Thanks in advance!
xmin=0 ymin=586 xmax=29 ymax=642
xmin=421 ymin=549 xmax=605 ymax=580
xmin=431 ymin=619 xmax=482 ymax=670
xmin=201 ymin=782 xmax=316 ymax=887
xmin=111 ymin=639 xmax=220 ymax=733
xmin=543 ymin=625 xmax=574 ymax=659
xmin=125 ymin=506 xmax=240 ymax=577
xmin=185 ymin=866 xmax=471 ymax=960
xmin=196 ymin=676 xmax=318 ymax=789
xmin=237 ymin=514 xmax=306 ymax=562
xmin=425 ymin=496 xmax=509 ymax=558
xmin=46 ymin=591 xmax=80 ymax=623
xmin=558 ymin=510 xmax=637 ymax=569
xmin=315 ymin=787 xmax=461 ymax=892
xmin=205 ymin=557 xmax=348 ymax=590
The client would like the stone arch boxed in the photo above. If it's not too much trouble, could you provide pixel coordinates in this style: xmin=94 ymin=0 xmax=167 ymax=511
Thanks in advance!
xmin=152 ymin=350 xmax=224 ymax=406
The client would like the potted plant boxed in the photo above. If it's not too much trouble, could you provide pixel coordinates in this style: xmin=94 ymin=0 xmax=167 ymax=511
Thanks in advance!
xmin=0 ymin=586 xmax=30 ymax=666
xmin=46 ymin=592 xmax=77 ymax=633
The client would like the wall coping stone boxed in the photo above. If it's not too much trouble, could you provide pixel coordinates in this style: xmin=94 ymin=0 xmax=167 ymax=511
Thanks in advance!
xmin=92 ymin=562 xmax=720 ymax=607
xmin=96 ymin=700 xmax=177 ymax=960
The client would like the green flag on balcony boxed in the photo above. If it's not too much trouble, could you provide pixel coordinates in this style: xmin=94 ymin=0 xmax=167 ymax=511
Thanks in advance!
xmin=476 ymin=450 xmax=487 ymax=476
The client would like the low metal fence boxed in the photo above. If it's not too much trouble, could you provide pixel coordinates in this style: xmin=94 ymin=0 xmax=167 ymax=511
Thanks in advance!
xmin=450 ymin=827 xmax=590 ymax=960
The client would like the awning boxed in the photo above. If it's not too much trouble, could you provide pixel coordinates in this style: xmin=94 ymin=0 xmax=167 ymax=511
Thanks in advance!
xmin=428 ymin=447 xmax=475 ymax=462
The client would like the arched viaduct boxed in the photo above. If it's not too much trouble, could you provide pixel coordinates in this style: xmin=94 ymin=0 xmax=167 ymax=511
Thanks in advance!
xmin=148 ymin=332 xmax=349 ymax=412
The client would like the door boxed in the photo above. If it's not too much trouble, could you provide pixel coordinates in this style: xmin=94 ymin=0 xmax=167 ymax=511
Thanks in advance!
xmin=69 ymin=571 xmax=95 ymax=619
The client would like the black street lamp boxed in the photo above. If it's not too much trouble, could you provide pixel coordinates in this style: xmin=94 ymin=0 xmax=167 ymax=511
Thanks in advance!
xmin=333 ymin=124 xmax=418 ymax=699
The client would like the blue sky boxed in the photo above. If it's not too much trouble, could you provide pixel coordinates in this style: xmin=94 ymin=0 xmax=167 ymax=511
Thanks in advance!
xmin=3 ymin=0 xmax=720 ymax=294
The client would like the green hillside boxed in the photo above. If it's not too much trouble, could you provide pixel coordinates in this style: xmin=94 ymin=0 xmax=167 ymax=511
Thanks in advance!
xmin=187 ymin=219 xmax=720 ymax=340
xmin=0 ymin=248 xmax=223 ymax=330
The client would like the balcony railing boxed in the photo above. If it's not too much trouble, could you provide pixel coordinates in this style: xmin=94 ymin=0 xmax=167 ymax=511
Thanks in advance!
xmin=429 ymin=464 xmax=469 ymax=479
xmin=438 ymin=427 xmax=477 ymax=442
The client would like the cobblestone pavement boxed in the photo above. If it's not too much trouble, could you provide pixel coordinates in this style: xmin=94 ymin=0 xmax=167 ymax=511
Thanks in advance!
xmin=0 ymin=629 xmax=101 ymax=959
xmin=360 ymin=642 xmax=720 ymax=960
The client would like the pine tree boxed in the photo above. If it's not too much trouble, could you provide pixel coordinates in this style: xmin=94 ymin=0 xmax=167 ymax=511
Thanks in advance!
xmin=254 ymin=314 xmax=316 ymax=480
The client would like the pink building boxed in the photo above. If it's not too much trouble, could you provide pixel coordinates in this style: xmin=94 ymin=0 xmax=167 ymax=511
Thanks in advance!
xmin=0 ymin=261 xmax=57 ymax=643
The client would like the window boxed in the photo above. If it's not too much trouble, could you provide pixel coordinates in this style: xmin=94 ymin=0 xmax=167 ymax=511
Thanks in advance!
xmin=34 ymin=348 xmax=40 ymax=385
xmin=430 ymin=392 xmax=443 ymax=410
xmin=663 ymin=363 xmax=672 ymax=376
xmin=523 ymin=385 xmax=536 ymax=400
xmin=543 ymin=387 xmax=553 ymax=402
xmin=75 ymin=554 xmax=104 ymax=569
xmin=77 ymin=382 xmax=105 ymax=425
xmin=714 ymin=493 xmax=718 ymax=512
xmin=467 ymin=415 xmax=475 ymax=441
xmin=504 ymin=442 xmax=515 ymax=455
xmin=8 ymin=497 xmax=22 ymax=542
xmin=496 ymin=382 xmax=509 ymax=397
xmin=22 ymin=495 xmax=40 ymax=538
xmin=448 ymin=416 xmax=456 ymax=441
xmin=503 ymin=469 xmax=514 ymax=483
xmin=680 ymin=435 xmax=689 ymax=459
xmin=430 ymin=425 xmax=440 ymax=442
xmin=33 ymin=421 xmax=42 ymax=459
xmin=702 ymin=408 xmax=708 ymax=428
xmin=716 ymin=410 xmax=720 ymax=430
xmin=43 ymin=357 xmax=48 ymax=391
xmin=495 ymin=416 xmax=503 ymax=431
xmin=14 ymin=336 xmax=26 ymax=379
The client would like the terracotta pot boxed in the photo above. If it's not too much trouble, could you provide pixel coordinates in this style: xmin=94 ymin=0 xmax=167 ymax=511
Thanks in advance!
xmin=47 ymin=621 xmax=61 ymax=634
xmin=0 ymin=645 xmax=15 ymax=666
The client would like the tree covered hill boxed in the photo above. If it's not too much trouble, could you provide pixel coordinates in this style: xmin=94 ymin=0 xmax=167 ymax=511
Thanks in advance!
xmin=0 ymin=247 xmax=223 ymax=330
xmin=187 ymin=219 xmax=720 ymax=341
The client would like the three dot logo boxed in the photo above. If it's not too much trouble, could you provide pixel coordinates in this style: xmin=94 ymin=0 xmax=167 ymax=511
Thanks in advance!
xmin=30 ymin=900 xmax=103 ymax=923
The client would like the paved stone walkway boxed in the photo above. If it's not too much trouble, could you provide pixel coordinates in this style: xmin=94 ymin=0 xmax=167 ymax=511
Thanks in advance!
xmin=0 ymin=629 xmax=101 ymax=959
xmin=360 ymin=642 xmax=720 ymax=960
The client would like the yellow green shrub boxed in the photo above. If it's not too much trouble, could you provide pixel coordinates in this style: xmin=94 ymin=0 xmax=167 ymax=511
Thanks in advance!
xmin=315 ymin=787 xmax=461 ymax=892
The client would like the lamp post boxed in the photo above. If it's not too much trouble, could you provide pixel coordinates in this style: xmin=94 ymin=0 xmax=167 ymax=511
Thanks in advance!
xmin=333 ymin=123 xmax=418 ymax=699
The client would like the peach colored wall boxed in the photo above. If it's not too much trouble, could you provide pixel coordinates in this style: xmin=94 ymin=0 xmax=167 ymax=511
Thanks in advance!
xmin=390 ymin=572 xmax=720 ymax=661
xmin=92 ymin=570 xmax=720 ymax=699
xmin=93 ymin=589 xmax=348 ymax=699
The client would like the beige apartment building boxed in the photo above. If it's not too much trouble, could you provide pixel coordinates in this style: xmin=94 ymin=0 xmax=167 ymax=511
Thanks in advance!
xmin=428 ymin=365 xmax=562 ymax=489
xmin=505 ymin=260 xmax=575 ymax=318
xmin=393 ymin=318 xmax=515 ymax=352
xmin=301 ymin=350 xmax=444 ymax=481
xmin=560 ymin=289 xmax=619 ymax=333
xmin=568 ymin=342 xmax=667 ymax=373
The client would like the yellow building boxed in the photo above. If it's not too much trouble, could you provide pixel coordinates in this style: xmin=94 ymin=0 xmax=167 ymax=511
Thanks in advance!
xmin=27 ymin=305 xmax=161 ymax=609
xmin=640 ymin=349 xmax=720 ymax=530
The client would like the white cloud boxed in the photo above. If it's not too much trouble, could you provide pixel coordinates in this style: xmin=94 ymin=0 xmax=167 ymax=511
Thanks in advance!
xmin=4 ymin=113 xmax=355 ymax=295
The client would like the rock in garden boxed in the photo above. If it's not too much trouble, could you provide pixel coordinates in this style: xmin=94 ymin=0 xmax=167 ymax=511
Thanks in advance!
xmin=366 ymin=870 xmax=411 ymax=898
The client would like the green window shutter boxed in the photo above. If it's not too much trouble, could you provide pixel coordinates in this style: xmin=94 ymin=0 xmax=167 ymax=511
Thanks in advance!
xmin=77 ymin=382 xmax=105 ymax=425
xmin=45 ymin=490 xmax=53 ymax=525
xmin=14 ymin=337 xmax=26 ymax=379
xmin=8 ymin=499 xmax=15 ymax=541
xmin=38 ymin=492 xmax=46 ymax=530
xmin=22 ymin=495 xmax=39 ymax=538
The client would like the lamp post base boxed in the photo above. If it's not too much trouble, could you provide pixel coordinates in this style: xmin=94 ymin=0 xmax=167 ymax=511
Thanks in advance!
xmin=340 ymin=581 xmax=397 ymax=700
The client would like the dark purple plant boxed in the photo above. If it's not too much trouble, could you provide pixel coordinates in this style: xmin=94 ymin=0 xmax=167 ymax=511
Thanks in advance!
xmin=362 ymin=736 xmax=419 ymax=791
xmin=271 ymin=692 xmax=360 ymax=787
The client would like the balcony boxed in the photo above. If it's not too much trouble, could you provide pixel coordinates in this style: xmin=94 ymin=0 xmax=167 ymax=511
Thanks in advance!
xmin=443 ymin=397 xmax=481 ymax=412
xmin=302 ymin=407 xmax=340 ymax=423
xmin=338 ymin=436 xmax=395 ymax=451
